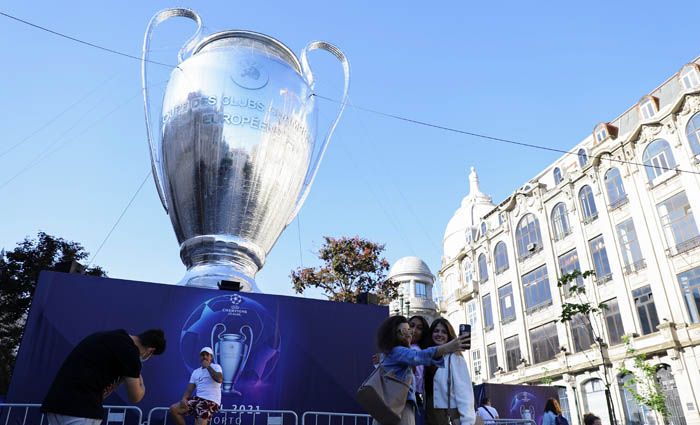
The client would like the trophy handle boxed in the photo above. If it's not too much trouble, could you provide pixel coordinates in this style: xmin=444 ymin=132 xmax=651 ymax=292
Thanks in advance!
xmin=287 ymin=41 xmax=350 ymax=225
xmin=141 ymin=8 xmax=203 ymax=213
xmin=211 ymin=323 xmax=226 ymax=358
xmin=239 ymin=325 xmax=254 ymax=374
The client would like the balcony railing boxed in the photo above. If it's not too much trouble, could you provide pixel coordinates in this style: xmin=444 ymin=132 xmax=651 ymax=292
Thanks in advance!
xmin=456 ymin=282 xmax=477 ymax=301
xmin=495 ymin=265 xmax=509 ymax=275
xmin=608 ymin=196 xmax=629 ymax=211
xmin=553 ymin=228 xmax=572 ymax=242
xmin=623 ymin=259 xmax=647 ymax=275
xmin=582 ymin=213 xmax=599 ymax=225
xmin=518 ymin=244 xmax=543 ymax=262
xmin=667 ymin=235 xmax=700 ymax=256
xmin=596 ymin=273 xmax=613 ymax=285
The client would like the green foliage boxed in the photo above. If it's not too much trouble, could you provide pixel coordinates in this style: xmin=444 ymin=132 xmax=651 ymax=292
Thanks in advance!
xmin=618 ymin=336 xmax=669 ymax=419
xmin=290 ymin=236 xmax=398 ymax=303
xmin=557 ymin=270 xmax=608 ymax=323
xmin=557 ymin=270 xmax=668 ymax=420
xmin=0 ymin=232 xmax=106 ymax=394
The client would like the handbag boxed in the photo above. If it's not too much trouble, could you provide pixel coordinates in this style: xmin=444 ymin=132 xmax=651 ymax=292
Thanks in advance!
xmin=357 ymin=364 xmax=412 ymax=425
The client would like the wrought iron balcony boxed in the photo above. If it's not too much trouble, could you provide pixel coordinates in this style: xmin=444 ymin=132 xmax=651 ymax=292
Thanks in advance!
xmin=666 ymin=235 xmax=700 ymax=256
xmin=623 ymin=259 xmax=647 ymax=275
xmin=582 ymin=213 xmax=599 ymax=225
xmin=608 ymin=196 xmax=629 ymax=211
xmin=595 ymin=273 xmax=613 ymax=285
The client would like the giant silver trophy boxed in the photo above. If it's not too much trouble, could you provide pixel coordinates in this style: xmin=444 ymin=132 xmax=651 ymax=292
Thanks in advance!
xmin=142 ymin=9 xmax=349 ymax=291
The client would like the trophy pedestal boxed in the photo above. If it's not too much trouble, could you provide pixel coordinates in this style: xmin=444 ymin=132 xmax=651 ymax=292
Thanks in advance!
xmin=179 ymin=235 xmax=262 ymax=292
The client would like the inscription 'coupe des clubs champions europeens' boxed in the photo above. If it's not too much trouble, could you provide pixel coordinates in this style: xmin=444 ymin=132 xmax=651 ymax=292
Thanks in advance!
xmin=142 ymin=8 xmax=350 ymax=292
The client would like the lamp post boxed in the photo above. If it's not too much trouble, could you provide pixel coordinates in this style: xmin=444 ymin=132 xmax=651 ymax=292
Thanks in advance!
xmin=405 ymin=300 xmax=411 ymax=317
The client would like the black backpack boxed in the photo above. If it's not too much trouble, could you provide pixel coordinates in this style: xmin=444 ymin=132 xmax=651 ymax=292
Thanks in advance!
xmin=555 ymin=415 xmax=570 ymax=425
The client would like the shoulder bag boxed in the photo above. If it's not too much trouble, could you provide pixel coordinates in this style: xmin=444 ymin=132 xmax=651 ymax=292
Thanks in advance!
xmin=357 ymin=364 xmax=412 ymax=425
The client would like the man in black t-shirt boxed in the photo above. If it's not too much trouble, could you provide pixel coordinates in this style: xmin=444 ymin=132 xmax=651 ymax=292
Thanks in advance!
xmin=42 ymin=329 xmax=166 ymax=425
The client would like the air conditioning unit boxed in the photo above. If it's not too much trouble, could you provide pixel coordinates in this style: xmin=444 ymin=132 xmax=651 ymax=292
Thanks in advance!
xmin=527 ymin=243 xmax=537 ymax=252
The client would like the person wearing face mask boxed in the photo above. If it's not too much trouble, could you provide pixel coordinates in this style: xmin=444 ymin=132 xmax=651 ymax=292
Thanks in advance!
xmin=42 ymin=329 xmax=166 ymax=425
xmin=169 ymin=347 xmax=224 ymax=425
xmin=424 ymin=319 xmax=475 ymax=425
xmin=373 ymin=316 xmax=470 ymax=425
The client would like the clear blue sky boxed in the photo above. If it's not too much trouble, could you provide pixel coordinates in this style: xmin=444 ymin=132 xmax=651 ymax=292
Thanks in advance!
xmin=1 ymin=1 xmax=699 ymax=297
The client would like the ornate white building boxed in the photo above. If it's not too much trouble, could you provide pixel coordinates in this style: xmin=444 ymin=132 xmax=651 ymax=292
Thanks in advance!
xmin=388 ymin=256 xmax=439 ymax=322
xmin=439 ymin=60 xmax=700 ymax=425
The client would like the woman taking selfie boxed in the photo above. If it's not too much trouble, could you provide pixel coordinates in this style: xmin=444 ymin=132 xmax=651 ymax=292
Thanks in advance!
xmin=373 ymin=315 xmax=470 ymax=425
xmin=425 ymin=318 xmax=475 ymax=425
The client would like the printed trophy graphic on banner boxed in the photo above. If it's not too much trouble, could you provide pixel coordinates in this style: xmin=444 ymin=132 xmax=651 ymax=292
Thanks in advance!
xmin=142 ymin=8 xmax=350 ymax=292
xmin=180 ymin=294 xmax=281 ymax=399
xmin=211 ymin=323 xmax=254 ymax=395
xmin=510 ymin=391 xmax=537 ymax=422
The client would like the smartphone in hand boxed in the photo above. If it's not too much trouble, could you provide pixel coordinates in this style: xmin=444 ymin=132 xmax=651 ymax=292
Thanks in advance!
xmin=459 ymin=324 xmax=471 ymax=350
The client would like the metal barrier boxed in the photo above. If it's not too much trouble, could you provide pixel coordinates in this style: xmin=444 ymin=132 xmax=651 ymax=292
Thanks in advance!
xmin=0 ymin=404 xmax=143 ymax=425
xmin=301 ymin=411 xmax=372 ymax=425
xmin=147 ymin=407 xmax=298 ymax=425
xmin=481 ymin=419 xmax=536 ymax=425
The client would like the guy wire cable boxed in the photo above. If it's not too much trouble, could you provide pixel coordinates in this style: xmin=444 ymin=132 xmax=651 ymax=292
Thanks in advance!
xmin=4 ymin=8 xmax=700 ymax=178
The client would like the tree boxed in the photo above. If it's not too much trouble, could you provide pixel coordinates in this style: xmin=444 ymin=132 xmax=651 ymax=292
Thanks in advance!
xmin=290 ymin=236 xmax=398 ymax=303
xmin=619 ymin=336 xmax=669 ymax=423
xmin=557 ymin=270 xmax=618 ymax=425
xmin=557 ymin=270 xmax=668 ymax=424
xmin=0 ymin=232 xmax=106 ymax=394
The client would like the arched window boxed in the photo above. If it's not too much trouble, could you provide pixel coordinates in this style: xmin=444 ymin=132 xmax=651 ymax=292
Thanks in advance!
xmin=583 ymin=379 xmax=608 ymax=425
xmin=553 ymin=167 xmax=563 ymax=184
xmin=478 ymin=254 xmax=488 ymax=283
xmin=642 ymin=139 xmax=677 ymax=182
xmin=685 ymin=112 xmax=700 ymax=155
xmin=463 ymin=259 xmax=473 ymax=284
xmin=579 ymin=185 xmax=598 ymax=222
xmin=480 ymin=222 xmax=488 ymax=238
xmin=551 ymin=202 xmax=571 ymax=240
xmin=515 ymin=213 xmax=542 ymax=259
xmin=494 ymin=242 xmax=509 ymax=274
xmin=656 ymin=365 xmax=687 ymax=425
xmin=578 ymin=148 xmax=588 ymax=167
xmin=604 ymin=168 xmax=627 ymax=208
xmin=619 ymin=374 xmax=652 ymax=425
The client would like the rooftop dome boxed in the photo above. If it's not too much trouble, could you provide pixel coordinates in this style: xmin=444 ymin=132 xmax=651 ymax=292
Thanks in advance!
xmin=388 ymin=256 xmax=433 ymax=280
xmin=443 ymin=167 xmax=495 ymax=259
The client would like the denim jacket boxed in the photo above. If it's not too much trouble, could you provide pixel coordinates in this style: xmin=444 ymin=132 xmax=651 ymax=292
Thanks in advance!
xmin=381 ymin=346 xmax=445 ymax=405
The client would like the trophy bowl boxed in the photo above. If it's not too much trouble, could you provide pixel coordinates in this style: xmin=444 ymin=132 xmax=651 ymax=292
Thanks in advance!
xmin=142 ymin=9 xmax=349 ymax=291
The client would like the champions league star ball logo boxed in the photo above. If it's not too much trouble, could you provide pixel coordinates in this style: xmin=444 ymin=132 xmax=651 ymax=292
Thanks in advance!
xmin=231 ymin=60 xmax=269 ymax=90
xmin=180 ymin=295 xmax=281 ymax=396
xmin=510 ymin=391 xmax=537 ymax=422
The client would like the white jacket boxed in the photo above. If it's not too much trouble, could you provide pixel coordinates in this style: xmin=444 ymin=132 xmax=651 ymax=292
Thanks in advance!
xmin=432 ymin=353 xmax=476 ymax=425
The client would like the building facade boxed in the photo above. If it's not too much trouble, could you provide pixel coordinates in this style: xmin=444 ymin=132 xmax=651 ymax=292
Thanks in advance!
xmin=388 ymin=256 xmax=439 ymax=322
xmin=439 ymin=60 xmax=700 ymax=425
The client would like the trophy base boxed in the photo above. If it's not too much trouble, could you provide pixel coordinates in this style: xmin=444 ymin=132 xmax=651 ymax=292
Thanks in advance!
xmin=179 ymin=264 xmax=259 ymax=292
xmin=179 ymin=235 xmax=264 ymax=292
xmin=223 ymin=384 xmax=242 ymax=396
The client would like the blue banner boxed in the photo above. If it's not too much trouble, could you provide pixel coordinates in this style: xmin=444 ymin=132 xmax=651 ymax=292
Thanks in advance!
xmin=474 ymin=383 xmax=560 ymax=425
xmin=8 ymin=272 xmax=386 ymax=417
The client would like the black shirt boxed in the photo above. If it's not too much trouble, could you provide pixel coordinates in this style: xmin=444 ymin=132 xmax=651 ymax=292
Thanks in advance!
xmin=42 ymin=329 xmax=142 ymax=419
